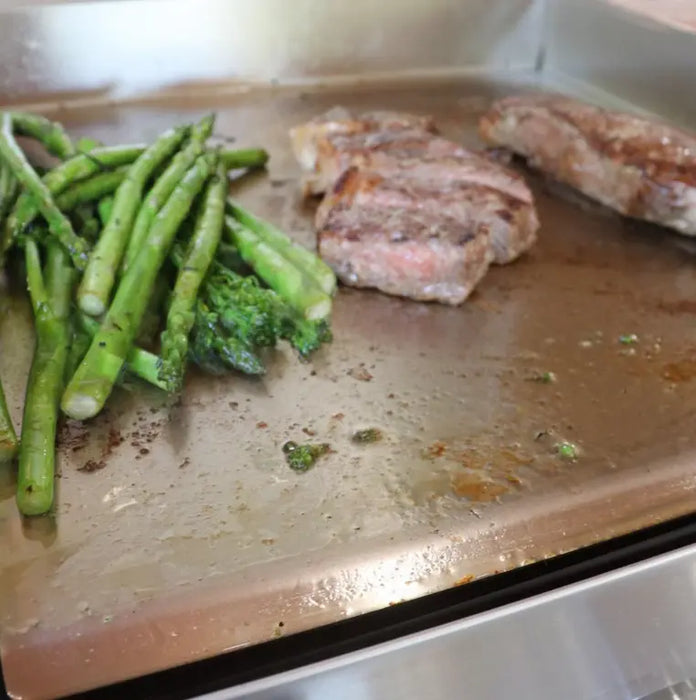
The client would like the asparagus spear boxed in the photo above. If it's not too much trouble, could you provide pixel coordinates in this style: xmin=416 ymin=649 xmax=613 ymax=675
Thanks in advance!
xmin=0 ymin=113 xmax=89 ymax=269
xmin=75 ymin=136 xmax=103 ymax=152
xmin=121 ymin=114 xmax=215 ymax=275
xmin=43 ymin=146 xmax=144 ymax=188
xmin=97 ymin=195 xmax=114 ymax=227
xmin=62 ymin=153 xmax=214 ymax=420
xmin=64 ymin=316 xmax=92 ymax=386
xmin=160 ymin=163 xmax=225 ymax=391
xmin=54 ymin=165 xmax=128 ymax=212
xmin=3 ymin=145 xmax=145 ymax=254
xmin=77 ymin=313 xmax=166 ymax=390
xmin=17 ymin=239 xmax=73 ymax=516
xmin=137 ymin=274 xmax=170 ymax=348
xmin=224 ymin=216 xmax=332 ymax=321
xmin=10 ymin=111 xmax=75 ymax=160
xmin=220 ymin=148 xmax=268 ymax=171
xmin=227 ymin=200 xmax=336 ymax=296
xmin=78 ymin=125 xmax=189 ymax=316
xmin=0 ymin=161 xmax=19 ymax=232
xmin=0 ymin=374 xmax=18 ymax=462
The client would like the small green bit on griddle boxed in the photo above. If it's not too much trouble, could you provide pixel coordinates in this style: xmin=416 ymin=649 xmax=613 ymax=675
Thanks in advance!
xmin=531 ymin=371 xmax=556 ymax=384
xmin=283 ymin=440 xmax=331 ymax=472
xmin=555 ymin=441 xmax=580 ymax=460
xmin=351 ymin=428 xmax=383 ymax=444
xmin=619 ymin=333 xmax=639 ymax=345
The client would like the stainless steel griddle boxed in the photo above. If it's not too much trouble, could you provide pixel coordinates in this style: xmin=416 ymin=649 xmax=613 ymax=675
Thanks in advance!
xmin=2 ymin=1 xmax=696 ymax=698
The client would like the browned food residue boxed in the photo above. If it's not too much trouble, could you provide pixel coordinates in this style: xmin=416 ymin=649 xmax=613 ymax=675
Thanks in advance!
xmin=661 ymin=359 xmax=696 ymax=383
xmin=57 ymin=419 xmax=89 ymax=453
xmin=455 ymin=575 xmax=475 ymax=586
xmin=451 ymin=473 xmax=508 ymax=502
xmin=105 ymin=428 xmax=125 ymax=457
xmin=498 ymin=449 xmax=535 ymax=466
xmin=78 ymin=459 xmax=106 ymax=473
xmin=424 ymin=440 xmax=447 ymax=458
xmin=256 ymin=421 xmax=268 ymax=429
xmin=348 ymin=365 xmax=373 ymax=382
xmin=352 ymin=428 xmax=383 ymax=444
xmin=456 ymin=446 xmax=533 ymax=472
xmin=130 ymin=418 xmax=162 ymax=448
xmin=657 ymin=299 xmax=696 ymax=315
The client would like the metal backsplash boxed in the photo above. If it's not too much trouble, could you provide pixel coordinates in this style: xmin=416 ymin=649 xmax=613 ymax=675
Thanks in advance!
xmin=543 ymin=0 xmax=696 ymax=128
xmin=0 ymin=0 xmax=543 ymax=105
xmin=3 ymin=0 xmax=695 ymax=124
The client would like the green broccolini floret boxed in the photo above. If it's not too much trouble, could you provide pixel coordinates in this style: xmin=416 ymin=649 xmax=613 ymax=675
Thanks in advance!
xmin=187 ymin=258 xmax=332 ymax=376
xmin=190 ymin=299 xmax=266 ymax=376
xmin=189 ymin=265 xmax=284 ymax=376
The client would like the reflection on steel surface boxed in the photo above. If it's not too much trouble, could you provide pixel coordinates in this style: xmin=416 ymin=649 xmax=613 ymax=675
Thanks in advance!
xmin=197 ymin=545 xmax=696 ymax=700
xmin=544 ymin=0 xmax=696 ymax=128
xmin=641 ymin=680 xmax=696 ymax=700
xmin=0 ymin=0 xmax=541 ymax=101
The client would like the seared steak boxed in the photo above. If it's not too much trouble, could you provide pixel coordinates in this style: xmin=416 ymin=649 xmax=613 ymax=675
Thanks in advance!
xmin=318 ymin=201 xmax=493 ymax=305
xmin=317 ymin=166 xmax=538 ymax=264
xmin=291 ymin=108 xmax=539 ymax=304
xmin=480 ymin=94 xmax=696 ymax=235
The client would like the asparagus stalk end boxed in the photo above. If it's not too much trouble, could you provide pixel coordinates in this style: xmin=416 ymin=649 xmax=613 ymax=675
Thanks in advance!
xmin=16 ymin=484 xmax=54 ymax=517
xmin=79 ymin=293 xmax=106 ymax=317
xmin=61 ymin=393 xmax=100 ymax=421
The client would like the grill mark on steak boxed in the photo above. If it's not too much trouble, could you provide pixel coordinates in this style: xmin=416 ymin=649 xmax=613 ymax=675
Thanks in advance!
xmin=317 ymin=166 xmax=538 ymax=265
xmin=306 ymin=130 xmax=465 ymax=196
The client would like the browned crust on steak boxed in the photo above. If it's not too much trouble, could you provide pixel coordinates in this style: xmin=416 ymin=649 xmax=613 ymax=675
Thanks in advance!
xmin=290 ymin=108 xmax=437 ymax=194
xmin=304 ymin=130 xmax=464 ymax=196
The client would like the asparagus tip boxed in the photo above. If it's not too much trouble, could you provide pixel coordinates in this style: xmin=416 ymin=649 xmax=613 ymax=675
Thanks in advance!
xmin=79 ymin=294 xmax=106 ymax=317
